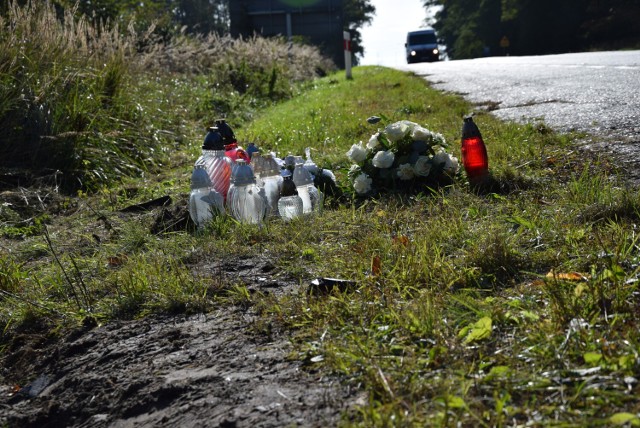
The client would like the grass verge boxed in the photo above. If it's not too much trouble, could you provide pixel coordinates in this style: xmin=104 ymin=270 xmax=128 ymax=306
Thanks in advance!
xmin=2 ymin=65 xmax=640 ymax=425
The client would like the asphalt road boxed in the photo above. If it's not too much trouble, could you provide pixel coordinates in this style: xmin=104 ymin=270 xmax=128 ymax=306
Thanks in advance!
xmin=402 ymin=50 xmax=640 ymax=180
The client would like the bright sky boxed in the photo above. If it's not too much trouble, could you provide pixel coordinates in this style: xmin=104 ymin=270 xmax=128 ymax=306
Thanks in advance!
xmin=360 ymin=0 xmax=430 ymax=67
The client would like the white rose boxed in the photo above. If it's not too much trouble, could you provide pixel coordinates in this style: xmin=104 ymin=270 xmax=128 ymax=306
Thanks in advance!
xmin=411 ymin=126 xmax=433 ymax=141
xmin=432 ymin=132 xmax=446 ymax=146
xmin=346 ymin=142 xmax=367 ymax=164
xmin=397 ymin=163 xmax=415 ymax=181
xmin=444 ymin=155 xmax=459 ymax=175
xmin=367 ymin=133 xmax=380 ymax=151
xmin=433 ymin=151 xmax=459 ymax=175
xmin=353 ymin=172 xmax=373 ymax=195
xmin=384 ymin=121 xmax=410 ymax=142
xmin=413 ymin=156 xmax=432 ymax=176
xmin=372 ymin=150 xmax=395 ymax=169
xmin=348 ymin=163 xmax=361 ymax=179
xmin=400 ymin=120 xmax=419 ymax=131
xmin=432 ymin=150 xmax=447 ymax=165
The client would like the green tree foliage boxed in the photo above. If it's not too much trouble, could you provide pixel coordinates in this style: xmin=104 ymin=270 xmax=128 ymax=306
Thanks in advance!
xmin=344 ymin=0 xmax=376 ymax=62
xmin=174 ymin=0 xmax=229 ymax=35
xmin=31 ymin=0 xmax=374 ymax=64
xmin=581 ymin=0 xmax=640 ymax=50
xmin=424 ymin=0 xmax=640 ymax=59
xmin=47 ymin=0 xmax=229 ymax=37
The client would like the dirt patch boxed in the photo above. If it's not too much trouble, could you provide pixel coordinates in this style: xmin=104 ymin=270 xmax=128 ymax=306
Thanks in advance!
xmin=0 ymin=305 xmax=359 ymax=427
xmin=579 ymin=137 xmax=640 ymax=185
xmin=0 ymin=197 xmax=361 ymax=427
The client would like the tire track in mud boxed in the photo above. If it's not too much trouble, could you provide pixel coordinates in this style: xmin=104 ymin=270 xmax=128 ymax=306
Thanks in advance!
xmin=0 ymin=259 xmax=359 ymax=427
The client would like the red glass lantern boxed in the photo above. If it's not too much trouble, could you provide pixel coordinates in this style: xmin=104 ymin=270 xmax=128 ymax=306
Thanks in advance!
xmin=461 ymin=116 xmax=489 ymax=181
xmin=224 ymin=142 xmax=251 ymax=163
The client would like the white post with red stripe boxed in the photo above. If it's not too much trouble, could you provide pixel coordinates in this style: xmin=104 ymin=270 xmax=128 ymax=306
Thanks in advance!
xmin=343 ymin=30 xmax=352 ymax=79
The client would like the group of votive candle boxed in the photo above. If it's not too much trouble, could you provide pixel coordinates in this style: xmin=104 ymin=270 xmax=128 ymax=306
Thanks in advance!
xmin=189 ymin=120 xmax=323 ymax=228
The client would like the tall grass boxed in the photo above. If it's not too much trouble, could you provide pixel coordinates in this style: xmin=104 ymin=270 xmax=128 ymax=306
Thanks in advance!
xmin=0 ymin=0 xmax=142 ymax=190
xmin=0 ymin=0 xmax=333 ymax=192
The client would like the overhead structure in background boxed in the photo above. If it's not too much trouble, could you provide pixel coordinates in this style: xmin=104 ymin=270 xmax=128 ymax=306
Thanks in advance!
xmin=229 ymin=0 xmax=346 ymax=68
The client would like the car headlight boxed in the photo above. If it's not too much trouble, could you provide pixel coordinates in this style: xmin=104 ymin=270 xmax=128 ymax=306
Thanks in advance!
xmin=410 ymin=50 xmax=417 ymax=56
xmin=433 ymin=49 xmax=439 ymax=55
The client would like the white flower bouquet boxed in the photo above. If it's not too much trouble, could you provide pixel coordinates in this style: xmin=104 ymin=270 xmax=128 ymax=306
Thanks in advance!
xmin=346 ymin=118 xmax=459 ymax=196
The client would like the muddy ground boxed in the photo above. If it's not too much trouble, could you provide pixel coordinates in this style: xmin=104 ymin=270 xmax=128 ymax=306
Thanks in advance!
xmin=0 ymin=249 xmax=362 ymax=427
xmin=0 ymin=183 xmax=362 ymax=427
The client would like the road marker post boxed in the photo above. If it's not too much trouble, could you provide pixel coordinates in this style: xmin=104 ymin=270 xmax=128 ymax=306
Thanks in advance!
xmin=343 ymin=31 xmax=352 ymax=80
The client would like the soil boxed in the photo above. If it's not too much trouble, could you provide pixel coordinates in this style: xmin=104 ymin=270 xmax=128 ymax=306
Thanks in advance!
xmin=0 ymin=194 xmax=362 ymax=428
xmin=0 ymin=311 xmax=358 ymax=427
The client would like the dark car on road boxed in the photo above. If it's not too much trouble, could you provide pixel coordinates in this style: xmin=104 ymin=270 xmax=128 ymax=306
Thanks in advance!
xmin=405 ymin=29 xmax=440 ymax=63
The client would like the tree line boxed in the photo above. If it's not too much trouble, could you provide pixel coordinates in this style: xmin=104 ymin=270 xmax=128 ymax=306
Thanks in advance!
xmin=424 ymin=0 xmax=640 ymax=59
xmin=31 ymin=0 xmax=229 ymax=38
xmin=2 ymin=0 xmax=374 ymax=61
